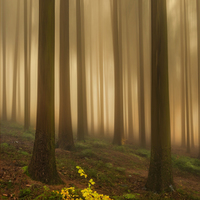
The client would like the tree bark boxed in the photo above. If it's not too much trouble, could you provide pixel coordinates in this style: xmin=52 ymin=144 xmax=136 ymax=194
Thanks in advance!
xmin=28 ymin=0 xmax=62 ymax=184
xmin=146 ymin=0 xmax=174 ymax=192
xmin=58 ymin=0 xmax=75 ymax=150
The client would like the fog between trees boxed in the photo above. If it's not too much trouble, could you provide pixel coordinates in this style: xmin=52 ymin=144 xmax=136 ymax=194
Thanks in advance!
xmin=0 ymin=0 xmax=200 ymax=150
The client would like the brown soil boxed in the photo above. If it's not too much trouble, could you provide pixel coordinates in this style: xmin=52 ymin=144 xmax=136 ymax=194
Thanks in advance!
xmin=0 ymin=123 xmax=200 ymax=199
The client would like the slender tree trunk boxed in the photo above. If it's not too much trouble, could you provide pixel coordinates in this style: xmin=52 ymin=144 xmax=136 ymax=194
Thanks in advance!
xmin=138 ymin=0 xmax=146 ymax=148
xmin=90 ymin=3 xmax=94 ymax=135
xmin=28 ymin=0 xmax=62 ymax=184
xmin=126 ymin=17 xmax=134 ymax=142
xmin=112 ymin=0 xmax=124 ymax=145
xmin=76 ymin=0 xmax=87 ymax=140
xmin=58 ymin=0 xmax=74 ymax=150
xmin=146 ymin=0 xmax=174 ymax=192
xmin=197 ymin=0 xmax=200 ymax=159
xmin=183 ymin=0 xmax=190 ymax=153
xmin=11 ymin=2 xmax=20 ymax=122
xmin=2 ymin=0 xmax=7 ymax=121
xmin=98 ymin=0 xmax=104 ymax=136
xmin=180 ymin=0 xmax=186 ymax=148
xmin=24 ymin=0 xmax=30 ymax=131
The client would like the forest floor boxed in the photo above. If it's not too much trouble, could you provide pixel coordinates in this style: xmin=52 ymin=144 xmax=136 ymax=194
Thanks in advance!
xmin=0 ymin=121 xmax=200 ymax=200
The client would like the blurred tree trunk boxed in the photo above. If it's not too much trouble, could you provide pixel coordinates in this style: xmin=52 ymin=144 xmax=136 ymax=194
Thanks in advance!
xmin=11 ymin=1 xmax=20 ymax=122
xmin=180 ymin=0 xmax=186 ymax=148
xmin=2 ymin=0 xmax=7 ymax=121
xmin=138 ymin=0 xmax=146 ymax=148
xmin=76 ymin=0 xmax=87 ymax=140
xmin=98 ymin=0 xmax=104 ymax=136
xmin=58 ymin=0 xmax=74 ymax=150
xmin=197 ymin=0 xmax=200 ymax=159
xmin=28 ymin=0 xmax=61 ymax=184
xmin=112 ymin=0 xmax=124 ymax=145
xmin=24 ymin=0 xmax=30 ymax=131
xmin=183 ymin=0 xmax=190 ymax=153
xmin=126 ymin=18 xmax=134 ymax=142
xmin=146 ymin=0 xmax=174 ymax=192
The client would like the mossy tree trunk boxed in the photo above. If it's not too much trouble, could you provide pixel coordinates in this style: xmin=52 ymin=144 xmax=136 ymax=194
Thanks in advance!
xmin=146 ymin=0 xmax=174 ymax=192
xmin=58 ymin=0 xmax=74 ymax=150
xmin=28 ymin=0 xmax=61 ymax=184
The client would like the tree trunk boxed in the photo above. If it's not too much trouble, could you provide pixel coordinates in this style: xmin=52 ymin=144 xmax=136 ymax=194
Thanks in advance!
xmin=11 ymin=1 xmax=20 ymax=122
xmin=138 ymin=0 xmax=146 ymax=148
xmin=2 ymin=0 xmax=7 ymax=121
xmin=146 ymin=0 xmax=174 ymax=192
xmin=76 ymin=0 xmax=87 ymax=140
xmin=24 ymin=0 xmax=30 ymax=131
xmin=183 ymin=0 xmax=190 ymax=153
xmin=197 ymin=0 xmax=200 ymax=159
xmin=180 ymin=0 xmax=186 ymax=148
xmin=112 ymin=0 xmax=124 ymax=145
xmin=98 ymin=0 xmax=104 ymax=136
xmin=28 ymin=0 xmax=62 ymax=184
xmin=58 ymin=0 xmax=75 ymax=150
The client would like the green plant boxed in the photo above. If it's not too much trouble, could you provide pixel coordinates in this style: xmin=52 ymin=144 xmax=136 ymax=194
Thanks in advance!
xmin=19 ymin=188 xmax=31 ymax=198
xmin=54 ymin=166 xmax=112 ymax=199
xmin=123 ymin=193 xmax=140 ymax=200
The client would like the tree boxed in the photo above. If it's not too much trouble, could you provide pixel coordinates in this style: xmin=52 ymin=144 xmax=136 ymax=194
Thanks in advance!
xmin=76 ymin=0 xmax=88 ymax=140
xmin=28 ymin=0 xmax=62 ymax=184
xmin=183 ymin=0 xmax=190 ymax=153
xmin=197 ymin=0 xmax=200 ymax=159
xmin=2 ymin=0 xmax=7 ymax=121
xmin=58 ymin=0 xmax=74 ymax=150
xmin=24 ymin=0 xmax=31 ymax=131
xmin=146 ymin=0 xmax=174 ymax=192
xmin=11 ymin=1 xmax=20 ymax=122
xmin=112 ymin=0 xmax=124 ymax=145
xmin=138 ymin=0 xmax=146 ymax=148
xmin=180 ymin=0 xmax=186 ymax=148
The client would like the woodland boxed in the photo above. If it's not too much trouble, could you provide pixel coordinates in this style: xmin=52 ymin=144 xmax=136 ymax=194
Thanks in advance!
xmin=0 ymin=0 xmax=200 ymax=199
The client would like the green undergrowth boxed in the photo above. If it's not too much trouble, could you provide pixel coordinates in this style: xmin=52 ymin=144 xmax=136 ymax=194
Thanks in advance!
xmin=172 ymin=155 xmax=200 ymax=175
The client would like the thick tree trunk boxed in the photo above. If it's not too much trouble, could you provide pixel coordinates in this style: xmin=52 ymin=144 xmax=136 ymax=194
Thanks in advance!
xmin=28 ymin=0 xmax=61 ymax=184
xmin=58 ymin=0 xmax=74 ymax=150
xmin=11 ymin=1 xmax=20 ymax=122
xmin=112 ymin=0 xmax=124 ymax=145
xmin=2 ymin=0 xmax=7 ymax=121
xmin=146 ymin=0 xmax=174 ymax=192
xmin=138 ymin=0 xmax=146 ymax=148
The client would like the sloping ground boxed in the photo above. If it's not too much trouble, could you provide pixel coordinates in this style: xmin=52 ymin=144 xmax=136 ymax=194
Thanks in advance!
xmin=0 ymin=121 xmax=200 ymax=200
